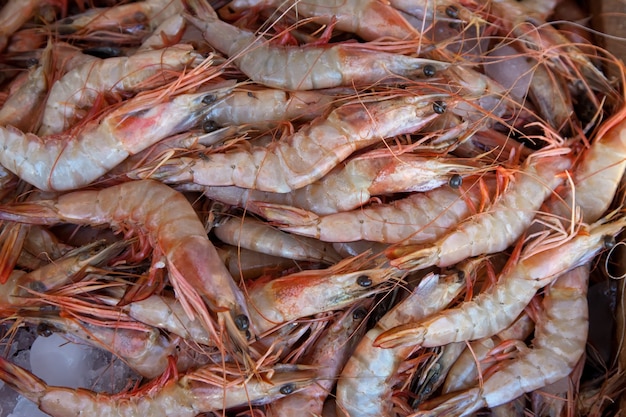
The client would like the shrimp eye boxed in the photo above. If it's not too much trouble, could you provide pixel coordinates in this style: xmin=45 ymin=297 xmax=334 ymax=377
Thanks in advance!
xmin=36 ymin=323 xmax=54 ymax=337
xmin=234 ymin=314 xmax=250 ymax=331
xmin=433 ymin=101 xmax=447 ymax=114
xmin=357 ymin=275 xmax=373 ymax=287
xmin=423 ymin=64 xmax=437 ymax=78
xmin=202 ymin=94 xmax=217 ymax=105
xmin=449 ymin=174 xmax=463 ymax=188
xmin=203 ymin=119 xmax=219 ymax=133
xmin=602 ymin=235 xmax=616 ymax=249
xmin=353 ymin=307 xmax=368 ymax=320
xmin=280 ymin=383 xmax=296 ymax=395
xmin=245 ymin=329 xmax=252 ymax=340
xmin=445 ymin=5 xmax=459 ymax=19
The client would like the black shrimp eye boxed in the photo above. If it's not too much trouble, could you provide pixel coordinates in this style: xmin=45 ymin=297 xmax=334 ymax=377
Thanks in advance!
xmin=280 ymin=383 xmax=296 ymax=395
xmin=352 ymin=307 xmax=368 ymax=320
xmin=449 ymin=174 xmax=463 ymax=189
xmin=202 ymin=94 xmax=217 ymax=105
xmin=234 ymin=314 xmax=250 ymax=331
xmin=202 ymin=119 xmax=219 ymax=133
xmin=36 ymin=323 xmax=53 ymax=337
xmin=433 ymin=101 xmax=447 ymax=114
xmin=445 ymin=5 xmax=459 ymax=19
xmin=603 ymin=235 xmax=616 ymax=249
xmin=423 ymin=64 xmax=436 ymax=78
xmin=356 ymin=275 xmax=372 ymax=287
xmin=245 ymin=329 xmax=251 ymax=340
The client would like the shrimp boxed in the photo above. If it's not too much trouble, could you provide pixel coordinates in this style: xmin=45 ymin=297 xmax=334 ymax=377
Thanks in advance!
xmin=138 ymin=14 xmax=187 ymax=51
xmin=388 ymin=149 xmax=573 ymax=270
xmin=38 ymin=45 xmax=204 ymax=136
xmin=221 ymin=0 xmax=419 ymax=41
xmin=0 ymin=0 xmax=51 ymax=52
xmin=335 ymin=270 xmax=466 ymax=417
xmin=374 ymin=213 xmax=626 ymax=349
xmin=186 ymin=0 xmax=450 ymax=90
xmin=413 ymin=264 xmax=590 ymax=416
xmin=0 ymin=180 xmax=252 ymax=364
xmin=0 ymin=87 xmax=224 ymax=191
xmin=218 ymin=245 xmax=300 ymax=281
xmin=131 ymin=93 xmax=452 ymax=192
xmin=255 ymin=174 xmax=496 ymax=244
xmin=0 ymin=356 xmax=314 ymax=417
xmin=213 ymin=216 xmax=342 ymax=264
xmin=0 ymin=65 xmax=48 ymax=132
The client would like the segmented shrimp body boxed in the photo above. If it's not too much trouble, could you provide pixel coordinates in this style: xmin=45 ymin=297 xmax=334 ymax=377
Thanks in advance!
xmin=374 ymin=214 xmax=626 ymax=349
xmin=0 ymin=180 xmax=250 ymax=355
xmin=415 ymin=265 xmax=590 ymax=416
xmin=133 ymin=94 xmax=450 ymax=192
xmin=38 ymin=45 xmax=204 ymax=136
xmin=336 ymin=271 xmax=465 ymax=417
xmin=389 ymin=150 xmax=573 ymax=270
xmin=0 ymin=89 xmax=219 ymax=191
xmin=0 ymin=355 xmax=313 ymax=417
xmin=187 ymin=0 xmax=449 ymax=90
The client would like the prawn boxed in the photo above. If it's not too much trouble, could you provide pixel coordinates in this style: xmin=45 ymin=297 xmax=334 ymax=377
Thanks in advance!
xmin=131 ymin=93 xmax=453 ymax=193
xmin=414 ymin=264 xmax=590 ymax=416
xmin=388 ymin=149 xmax=573 ymax=270
xmin=0 ymin=86 xmax=224 ymax=192
xmin=0 ymin=180 xmax=252 ymax=365
xmin=38 ymin=45 xmax=204 ymax=136
xmin=374 ymin=213 xmax=626 ymax=349
xmin=335 ymin=270 xmax=466 ymax=417
xmin=213 ymin=216 xmax=342 ymax=264
xmin=220 ymin=0 xmax=419 ymax=41
xmin=186 ymin=0 xmax=450 ymax=90
xmin=0 ymin=355 xmax=314 ymax=417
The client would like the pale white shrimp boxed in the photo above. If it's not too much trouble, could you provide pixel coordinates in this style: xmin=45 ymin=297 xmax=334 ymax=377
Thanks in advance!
xmin=198 ymin=149 xmax=482 ymax=216
xmin=335 ymin=270 xmax=466 ymax=417
xmin=0 ymin=180 xmax=252 ymax=362
xmin=218 ymin=245 xmax=300 ymax=281
xmin=138 ymin=14 xmax=187 ymax=51
xmin=0 ymin=65 xmax=47 ymax=132
xmin=413 ymin=264 xmax=590 ymax=416
xmin=213 ymin=216 xmax=342 ymax=264
xmin=0 ymin=0 xmax=49 ymax=52
xmin=0 ymin=356 xmax=314 ymax=417
xmin=389 ymin=149 xmax=573 ymax=270
xmin=186 ymin=0 xmax=450 ymax=90
xmin=0 ymin=87 xmax=224 ymax=191
xmin=221 ymin=0 xmax=419 ymax=41
xmin=255 ymin=174 xmax=495 ymax=244
xmin=132 ymin=94 xmax=452 ymax=192
xmin=374 ymin=214 xmax=626 ymax=349
xmin=38 ymin=45 xmax=204 ymax=136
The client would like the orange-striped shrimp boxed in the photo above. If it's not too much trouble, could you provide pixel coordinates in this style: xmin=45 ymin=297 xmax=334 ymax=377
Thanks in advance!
xmin=0 ymin=87 xmax=224 ymax=192
xmin=38 ymin=45 xmax=204 ymax=136
xmin=0 ymin=180 xmax=252 ymax=362
xmin=255 ymin=174 xmax=495 ymax=244
xmin=389 ymin=149 xmax=573 ymax=270
xmin=414 ymin=264 xmax=590 ymax=416
xmin=0 ymin=356 xmax=314 ymax=417
xmin=335 ymin=270 xmax=466 ymax=417
xmin=213 ymin=216 xmax=342 ymax=264
xmin=374 ymin=213 xmax=626 ymax=349
xmin=220 ymin=0 xmax=419 ymax=41
xmin=186 ymin=0 xmax=450 ymax=90
xmin=131 ymin=93 xmax=452 ymax=192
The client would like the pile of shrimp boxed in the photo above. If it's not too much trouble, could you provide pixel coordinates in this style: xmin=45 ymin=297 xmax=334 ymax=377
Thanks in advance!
xmin=0 ymin=0 xmax=625 ymax=416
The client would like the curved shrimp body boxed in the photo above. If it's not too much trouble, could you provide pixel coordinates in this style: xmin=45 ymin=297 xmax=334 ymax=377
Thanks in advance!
xmin=187 ymin=2 xmax=449 ymax=90
xmin=38 ymin=45 xmax=204 ymax=136
xmin=0 ymin=65 xmax=47 ymax=132
xmin=213 ymin=216 xmax=342 ymax=264
xmin=0 ymin=356 xmax=314 ymax=417
xmin=135 ymin=94 xmax=450 ymax=192
xmin=0 ymin=90 xmax=219 ymax=191
xmin=0 ymin=180 xmax=250 ymax=351
xmin=417 ymin=265 xmax=590 ymax=417
xmin=255 ymin=174 xmax=495 ymax=244
xmin=335 ymin=271 xmax=466 ymax=417
xmin=0 ymin=0 xmax=44 ymax=52
xmin=222 ymin=0 xmax=419 ymax=41
xmin=389 ymin=150 xmax=573 ymax=270
xmin=374 ymin=215 xmax=626 ymax=350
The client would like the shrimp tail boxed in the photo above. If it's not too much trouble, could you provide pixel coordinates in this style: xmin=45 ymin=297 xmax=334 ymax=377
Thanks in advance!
xmin=0 ymin=201 xmax=63 ymax=226
xmin=185 ymin=0 xmax=218 ymax=21
xmin=414 ymin=387 xmax=483 ymax=417
xmin=252 ymin=202 xmax=319 ymax=227
xmin=387 ymin=245 xmax=440 ymax=271
xmin=373 ymin=322 xmax=426 ymax=349
xmin=0 ymin=356 xmax=46 ymax=405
